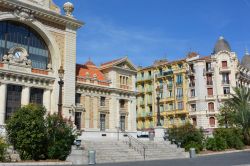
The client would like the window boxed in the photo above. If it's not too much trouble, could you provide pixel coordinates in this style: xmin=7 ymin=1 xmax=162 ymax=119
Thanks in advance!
xmin=160 ymin=117 xmax=164 ymax=126
xmin=207 ymin=88 xmax=213 ymax=96
xmin=6 ymin=85 xmax=22 ymax=121
xmin=159 ymin=68 xmax=163 ymax=76
xmin=75 ymin=112 xmax=82 ymax=130
xmin=222 ymin=73 xmax=229 ymax=84
xmin=191 ymin=104 xmax=196 ymax=111
xmin=192 ymin=118 xmax=197 ymax=126
xmin=100 ymin=97 xmax=105 ymax=106
xmin=120 ymin=115 xmax=126 ymax=131
xmin=141 ymin=72 xmax=144 ymax=78
xmin=170 ymin=117 xmax=174 ymax=124
xmin=30 ymin=88 xmax=44 ymax=105
xmin=223 ymin=87 xmax=230 ymax=94
xmin=100 ymin=114 xmax=106 ymax=131
xmin=178 ymin=64 xmax=183 ymax=69
xmin=178 ymin=102 xmax=183 ymax=110
xmin=176 ymin=75 xmax=183 ymax=84
xmin=207 ymin=74 xmax=213 ymax=85
xmin=75 ymin=93 xmax=81 ymax=105
xmin=169 ymin=103 xmax=173 ymax=111
xmin=160 ymin=105 xmax=164 ymax=112
xmin=222 ymin=61 xmax=227 ymax=68
xmin=120 ymin=99 xmax=125 ymax=108
xmin=148 ymin=71 xmax=151 ymax=77
xmin=169 ymin=90 xmax=172 ymax=97
xmin=208 ymin=102 xmax=214 ymax=112
xmin=209 ymin=117 xmax=215 ymax=127
xmin=177 ymin=88 xmax=183 ymax=99
xmin=191 ymin=89 xmax=195 ymax=97
xmin=181 ymin=117 xmax=186 ymax=124
xmin=206 ymin=62 xmax=212 ymax=71
xmin=0 ymin=21 xmax=49 ymax=69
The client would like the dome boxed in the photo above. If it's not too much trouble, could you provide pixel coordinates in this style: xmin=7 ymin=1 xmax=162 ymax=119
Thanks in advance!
xmin=242 ymin=50 xmax=250 ymax=69
xmin=213 ymin=36 xmax=231 ymax=54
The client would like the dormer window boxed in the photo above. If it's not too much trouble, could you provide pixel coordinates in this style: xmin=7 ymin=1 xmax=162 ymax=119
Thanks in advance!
xmin=222 ymin=61 xmax=227 ymax=68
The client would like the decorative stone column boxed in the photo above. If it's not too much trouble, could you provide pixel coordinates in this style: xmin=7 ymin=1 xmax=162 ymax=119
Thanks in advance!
xmin=43 ymin=89 xmax=51 ymax=113
xmin=21 ymin=86 xmax=30 ymax=106
xmin=0 ymin=83 xmax=7 ymax=124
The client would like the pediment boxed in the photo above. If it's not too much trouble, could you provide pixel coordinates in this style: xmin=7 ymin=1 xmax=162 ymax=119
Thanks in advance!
xmin=114 ymin=59 xmax=137 ymax=71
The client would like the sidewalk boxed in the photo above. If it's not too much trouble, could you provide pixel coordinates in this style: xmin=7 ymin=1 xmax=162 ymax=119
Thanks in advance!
xmin=0 ymin=162 xmax=72 ymax=166
xmin=198 ymin=148 xmax=250 ymax=156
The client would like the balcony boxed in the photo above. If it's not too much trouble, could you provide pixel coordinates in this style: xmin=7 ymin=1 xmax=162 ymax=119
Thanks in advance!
xmin=146 ymin=87 xmax=153 ymax=93
xmin=188 ymin=95 xmax=197 ymax=102
xmin=222 ymin=80 xmax=230 ymax=85
xmin=147 ymin=100 xmax=152 ymax=105
xmin=203 ymin=68 xmax=214 ymax=75
xmin=186 ymin=69 xmax=195 ymax=76
xmin=219 ymin=66 xmax=231 ymax=73
xmin=205 ymin=95 xmax=215 ymax=100
xmin=139 ymin=101 xmax=145 ymax=106
xmin=207 ymin=81 xmax=213 ymax=86
xmin=120 ymin=84 xmax=130 ymax=90
xmin=176 ymin=96 xmax=183 ymax=100
xmin=189 ymin=82 xmax=195 ymax=87
xmin=167 ymin=83 xmax=173 ymax=89
xmin=219 ymin=94 xmax=231 ymax=100
xmin=163 ymin=70 xmax=174 ymax=76
xmin=176 ymin=81 xmax=183 ymax=86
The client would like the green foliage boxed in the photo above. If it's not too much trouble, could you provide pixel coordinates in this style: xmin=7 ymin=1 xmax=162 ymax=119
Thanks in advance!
xmin=224 ymin=87 xmax=250 ymax=145
xmin=46 ymin=114 xmax=76 ymax=160
xmin=214 ymin=128 xmax=244 ymax=150
xmin=206 ymin=136 xmax=227 ymax=151
xmin=184 ymin=141 xmax=202 ymax=153
xmin=168 ymin=123 xmax=204 ymax=153
xmin=6 ymin=104 xmax=47 ymax=160
xmin=0 ymin=137 xmax=8 ymax=162
xmin=6 ymin=104 xmax=76 ymax=161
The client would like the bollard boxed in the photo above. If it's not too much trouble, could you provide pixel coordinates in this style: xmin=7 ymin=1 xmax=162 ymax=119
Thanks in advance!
xmin=88 ymin=150 xmax=96 ymax=165
xmin=149 ymin=131 xmax=154 ymax=141
xmin=189 ymin=148 xmax=196 ymax=158
xmin=177 ymin=142 xmax=181 ymax=148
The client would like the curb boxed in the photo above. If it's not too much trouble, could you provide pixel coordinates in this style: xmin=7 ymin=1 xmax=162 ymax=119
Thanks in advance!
xmin=198 ymin=148 xmax=250 ymax=157
xmin=0 ymin=162 xmax=73 ymax=166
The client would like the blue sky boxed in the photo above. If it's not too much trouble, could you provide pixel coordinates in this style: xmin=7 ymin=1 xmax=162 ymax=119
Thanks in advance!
xmin=54 ymin=0 xmax=250 ymax=67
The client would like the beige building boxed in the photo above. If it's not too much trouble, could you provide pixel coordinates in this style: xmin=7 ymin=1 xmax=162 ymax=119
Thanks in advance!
xmin=0 ymin=0 xmax=83 ymax=133
xmin=76 ymin=57 xmax=138 ymax=139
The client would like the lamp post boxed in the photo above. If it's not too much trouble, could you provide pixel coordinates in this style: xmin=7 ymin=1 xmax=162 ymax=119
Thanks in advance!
xmin=58 ymin=66 xmax=64 ymax=117
xmin=156 ymin=86 xmax=161 ymax=126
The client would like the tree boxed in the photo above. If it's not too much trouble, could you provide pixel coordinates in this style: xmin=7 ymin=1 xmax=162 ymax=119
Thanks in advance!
xmin=6 ymin=104 xmax=47 ymax=160
xmin=224 ymin=87 xmax=250 ymax=145
xmin=217 ymin=103 xmax=236 ymax=128
xmin=46 ymin=114 xmax=76 ymax=160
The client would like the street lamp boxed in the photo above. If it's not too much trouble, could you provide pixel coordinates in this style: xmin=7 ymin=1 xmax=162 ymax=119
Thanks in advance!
xmin=156 ymin=86 xmax=161 ymax=126
xmin=58 ymin=66 xmax=64 ymax=117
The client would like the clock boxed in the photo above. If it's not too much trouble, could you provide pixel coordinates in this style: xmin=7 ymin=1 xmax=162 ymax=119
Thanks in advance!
xmin=14 ymin=51 xmax=22 ymax=59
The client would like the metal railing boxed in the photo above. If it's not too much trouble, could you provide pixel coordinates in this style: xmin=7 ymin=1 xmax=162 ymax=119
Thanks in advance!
xmin=124 ymin=134 xmax=147 ymax=160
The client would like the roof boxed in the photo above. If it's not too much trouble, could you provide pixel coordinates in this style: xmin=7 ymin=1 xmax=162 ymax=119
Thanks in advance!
xmin=213 ymin=36 xmax=231 ymax=54
xmin=76 ymin=60 xmax=106 ymax=81
xmin=241 ymin=53 xmax=250 ymax=70
xmin=100 ymin=57 xmax=124 ymax=67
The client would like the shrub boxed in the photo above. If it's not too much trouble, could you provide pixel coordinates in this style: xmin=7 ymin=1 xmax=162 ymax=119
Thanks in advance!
xmin=46 ymin=114 xmax=76 ymax=160
xmin=184 ymin=141 xmax=202 ymax=153
xmin=168 ymin=123 xmax=204 ymax=153
xmin=206 ymin=136 xmax=227 ymax=151
xmin=6 ymin=104 xmax=47 ymax=160
xmin=214 ymin=128 xmax=244 ymax=150
xmin=6 ymin=104 xmax=76 ymax=161
xmin=0 ymin=137 xmax=8 ymax=162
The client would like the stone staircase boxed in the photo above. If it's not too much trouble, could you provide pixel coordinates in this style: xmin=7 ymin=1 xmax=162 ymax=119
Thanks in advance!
xmin=67 ymin=138 xmax=189 ymax=164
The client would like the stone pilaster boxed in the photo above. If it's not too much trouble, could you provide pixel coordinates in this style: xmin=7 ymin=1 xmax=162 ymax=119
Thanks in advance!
xmin=0 ymin=83 xmax=7 ymax=125
xmin=21 ymin=86 xmax=30 ymax=106
xmin=43 ymin=89 xmax=51 ymax=113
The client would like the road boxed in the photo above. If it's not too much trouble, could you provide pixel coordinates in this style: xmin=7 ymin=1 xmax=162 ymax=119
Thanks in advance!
xmin=90 ymin=151 xmax=250 ymax=166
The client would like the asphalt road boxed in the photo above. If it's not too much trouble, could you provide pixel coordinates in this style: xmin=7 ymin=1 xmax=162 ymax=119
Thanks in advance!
xmin=90 ymin=151 xmax=250 ymax=166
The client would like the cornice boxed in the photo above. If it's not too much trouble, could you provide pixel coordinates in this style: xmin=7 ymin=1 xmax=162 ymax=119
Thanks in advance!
xmin=0 ymin=0 xmax=84 ymax=29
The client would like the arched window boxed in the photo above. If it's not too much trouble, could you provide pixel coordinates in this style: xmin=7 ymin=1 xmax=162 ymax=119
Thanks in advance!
xmin=209 ymin=117 xmax=215 ymax=127
xmin=208 ymin=102 xmax=214 ymax=112
xmin=0 ymin=21 xmax=50 ymax=69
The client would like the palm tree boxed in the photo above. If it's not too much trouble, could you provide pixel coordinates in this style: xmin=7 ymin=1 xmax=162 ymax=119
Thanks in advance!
xmin=226 ymin=87 xmax=250 ymax=145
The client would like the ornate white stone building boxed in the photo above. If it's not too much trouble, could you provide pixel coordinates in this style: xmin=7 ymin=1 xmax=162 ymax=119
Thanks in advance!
xmin=186 ymin=37 xmax=250 ymax=134
xmin=0 ymin=0 xmax=83 ymax=132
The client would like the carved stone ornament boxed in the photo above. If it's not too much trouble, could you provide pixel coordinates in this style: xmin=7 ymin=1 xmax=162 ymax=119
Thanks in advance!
xmin=3 ymin=47 xmax=32 ymax=67
xmin=14 ymin=7 xmax=34 ymax=22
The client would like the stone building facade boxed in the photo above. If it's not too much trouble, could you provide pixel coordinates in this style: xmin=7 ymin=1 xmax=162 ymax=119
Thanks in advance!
xmin=76 ymin=57 xmax=137 ymax=139
xmin=0 ymin=0 xmax=83 ymax=131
